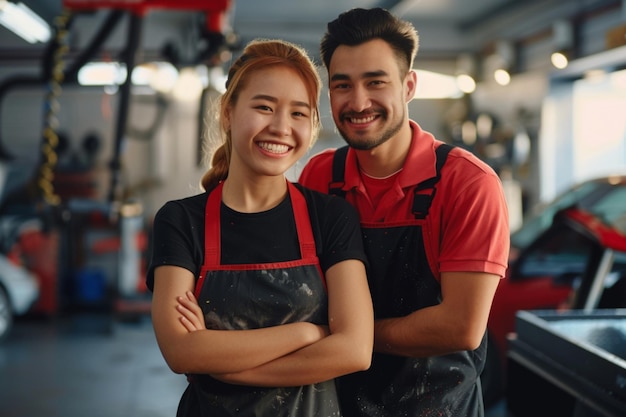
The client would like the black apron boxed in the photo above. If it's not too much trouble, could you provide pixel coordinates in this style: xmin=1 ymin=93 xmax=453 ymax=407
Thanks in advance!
xmin=330 ymin=145 xmax=486 ymax=417
xmin=179 ymin=181 xmax=341 ymax=417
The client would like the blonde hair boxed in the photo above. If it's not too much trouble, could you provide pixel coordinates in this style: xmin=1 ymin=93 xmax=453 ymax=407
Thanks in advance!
xmin=200 ymin=39 xmax=322 ymax=192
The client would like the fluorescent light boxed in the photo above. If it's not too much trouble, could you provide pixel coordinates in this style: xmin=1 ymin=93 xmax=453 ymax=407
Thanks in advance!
xmin=77 ymin=61 xmax=184 ymax=96
xmin=0 ymin=0 xmax=51 ymax=43
xmin=456 ymin=74 xmax=476 ymax=94
xmin=148 ymin=62 xmax=179 ymax=93
xmin=172 ymin=67 xmax=204 ymax=102
xmin=78 ymin=62 xmax=126 ymax=86
xmin=413 ymin=69 xmax=463 ymax=99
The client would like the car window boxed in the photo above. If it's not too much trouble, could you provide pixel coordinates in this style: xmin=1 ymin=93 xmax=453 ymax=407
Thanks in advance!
xmin=511 ymin=179 xmax=626 ymax=250
xmin=511 ymin=181 xmax=601 ymax=249
xmin=515 ymin=223 xmax=593 ymax=280
xmin=584 ymin=187 xmax=626 ymax=234
xmin=516 ymin=220 xmax=626 ymax=309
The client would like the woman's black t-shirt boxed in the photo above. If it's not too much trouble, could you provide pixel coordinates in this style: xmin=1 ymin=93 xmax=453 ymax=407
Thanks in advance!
xmin=146 ymin=183 xmax=366 ymax=290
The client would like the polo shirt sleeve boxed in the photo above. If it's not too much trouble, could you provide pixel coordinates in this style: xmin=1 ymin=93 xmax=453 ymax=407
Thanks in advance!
xmin=437 ymin=162 xmax=510 ymax=278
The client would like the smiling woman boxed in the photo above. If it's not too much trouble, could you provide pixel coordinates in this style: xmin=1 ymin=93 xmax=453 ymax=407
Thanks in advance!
xmin=147 ymin=38 xmax=374 ymax=417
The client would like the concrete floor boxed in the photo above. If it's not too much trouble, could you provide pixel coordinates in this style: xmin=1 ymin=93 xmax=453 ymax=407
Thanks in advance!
xmin=0 ymin=314 xmax=187 ymax=417
xmin=0 ymin=314 xmax=508 ymax=417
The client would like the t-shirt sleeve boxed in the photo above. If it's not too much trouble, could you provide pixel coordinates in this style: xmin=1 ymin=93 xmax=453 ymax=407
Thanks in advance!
xmin=303 ymin=188 xmax=367 ymax=273
xmin=146 ymin=200 xmax=203 ymax=291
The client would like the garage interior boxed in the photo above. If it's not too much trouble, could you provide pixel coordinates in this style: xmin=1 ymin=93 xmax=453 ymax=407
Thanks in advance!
xmin=1 ymin=1 xmax=626 ymax=416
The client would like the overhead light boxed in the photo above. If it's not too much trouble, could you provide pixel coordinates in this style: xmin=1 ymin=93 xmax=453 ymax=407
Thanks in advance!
xmin=551 ymin=20 xmax=573 ymax=69
xmin=77 ymin=61 xmax=182 ymax=93
xmin=456 ymin=74 xmax=476 ymax=94
xmin=0 ymin=0 xmax=51 ymax=44
xmin=455 ymin=53 xmax=477 ymax=94
xmin=172 ymin=67 xmax=204 ymax=102
xmin=78 ymin=62 xmax=126 ymax=86
xmin=413 ymin=69 xmax=463 ymax=99
xmin=484 ymin=41 xmax=514 ymax=86
xmin=494 ymin=69 xmax=511 ymax=86
xmin=144 ymin=61 xmax=178 ymax=93
xmin=550 ymin=51 xmax=569 ymax=70
xmin=494 ymin=41 xmax=514 ymax=86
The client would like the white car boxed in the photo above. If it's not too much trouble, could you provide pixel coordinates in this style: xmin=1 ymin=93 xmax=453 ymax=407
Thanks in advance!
xmin=0 ymin=254 xmax=39 ymax=341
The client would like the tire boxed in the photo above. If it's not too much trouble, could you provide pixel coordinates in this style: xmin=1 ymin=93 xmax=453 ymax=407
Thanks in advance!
xmin=481 ymin=334 xmax=504 ymax=407
xmin=0 ymin=284 xmax=14 ymax=342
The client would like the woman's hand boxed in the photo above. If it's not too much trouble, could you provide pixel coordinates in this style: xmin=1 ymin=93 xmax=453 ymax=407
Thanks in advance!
xmin=210 ymin=323 xmax=331 ymax=385
xmin=176 ymin=291 xmax=205 ymax=332
xmin=153 ymin=267 xmax=329 ymax=375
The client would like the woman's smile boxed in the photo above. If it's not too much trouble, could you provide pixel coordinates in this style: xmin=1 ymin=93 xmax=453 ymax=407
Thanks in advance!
xmin=256 ymin=141 xmax=292 ymax=154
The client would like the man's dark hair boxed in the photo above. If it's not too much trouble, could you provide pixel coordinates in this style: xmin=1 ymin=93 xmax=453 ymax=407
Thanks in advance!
xmin=320 ymin=8 xmax=419 ymax=74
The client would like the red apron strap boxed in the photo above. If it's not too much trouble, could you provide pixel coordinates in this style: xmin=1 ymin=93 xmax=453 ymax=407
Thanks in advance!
xmin=194 ymin=182 xmax=223 ymax=297
xmin=287 ymin=182 xmax=316 ymax=260
xmin=205 ymin=181 xmax=316 ymax=265
xmin=196 ymin=180 xmax=319 ymax=297
xmin=204 ymin=181 xmax=223 ymax=268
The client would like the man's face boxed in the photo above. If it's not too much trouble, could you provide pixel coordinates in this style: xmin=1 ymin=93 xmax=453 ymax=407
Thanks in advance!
xmin=327 ymin=38 xmax=414 ymax=150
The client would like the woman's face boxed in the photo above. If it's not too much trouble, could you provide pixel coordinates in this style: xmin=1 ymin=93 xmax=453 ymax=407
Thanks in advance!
xmin=227 ymin=65 xmax=314 ymax=179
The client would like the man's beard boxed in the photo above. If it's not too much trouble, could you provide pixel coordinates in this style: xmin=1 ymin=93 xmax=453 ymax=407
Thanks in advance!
xmin=336 ymin=111 xmax=404 ymax=151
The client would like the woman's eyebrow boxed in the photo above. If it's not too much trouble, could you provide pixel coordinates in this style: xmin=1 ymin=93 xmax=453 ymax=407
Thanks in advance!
xmin=251 ymin=94 xmax=310 ymax=109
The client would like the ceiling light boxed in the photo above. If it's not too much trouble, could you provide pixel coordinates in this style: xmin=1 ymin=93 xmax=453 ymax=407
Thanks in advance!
xmin=0 ymin=1 xmax=51 ymax=44
xmin=455 ymin=53 xmax=476 ymax=94
xmin=494 ymin=69 xmax=511 ymax=86
xmin=456 ymin=74 xmax=476 ymax=94
xmin=172 ymin=67 xmax=204 ymax=102
xmin=551 ymin=51 xmax=569 ymax=69
xmin=146 ymin=62 xmax=179 ymax=93
xmin=484 ymin=41 xmax=514 ymax=86
xmin=77 ymin=61 xmax=183 ymax=94
xmin=551 ymin=20 xmax=573 ymax=69
xmin=413 ymin=70 xmax=463 ymax=99
xmin=78 ymin=62 xmax=126 ymax=86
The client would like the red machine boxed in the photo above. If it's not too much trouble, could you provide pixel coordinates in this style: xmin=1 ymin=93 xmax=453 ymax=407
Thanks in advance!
xmin=63 ymin=0 xmax=232 ymax=33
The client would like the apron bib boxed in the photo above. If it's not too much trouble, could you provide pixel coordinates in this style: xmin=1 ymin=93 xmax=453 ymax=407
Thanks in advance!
xmin=180 ymin=182 xmax=341 ymax=417
xmin=331 ymin=146 xmax=486 ymax=417
xmin=339 ymin=221 xmax=485 ymax=417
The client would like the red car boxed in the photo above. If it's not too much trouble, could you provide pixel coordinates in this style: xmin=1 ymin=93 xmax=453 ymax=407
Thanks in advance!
xmin=481 ymin=176 xmax=626 ymax=405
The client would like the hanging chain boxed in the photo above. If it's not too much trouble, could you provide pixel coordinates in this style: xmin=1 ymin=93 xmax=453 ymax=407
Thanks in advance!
xmin=36 ymin=9 xmax=72 ymax=206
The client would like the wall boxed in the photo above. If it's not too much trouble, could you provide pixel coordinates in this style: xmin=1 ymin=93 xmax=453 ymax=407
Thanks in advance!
xmin=0 ymin=75 xmax=206 ymax=218
xmin=540 ymin=67 xmax=626 ymax=202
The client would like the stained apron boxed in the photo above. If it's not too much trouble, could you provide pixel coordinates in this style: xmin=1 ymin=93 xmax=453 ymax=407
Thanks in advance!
xmin=179 ymin=181 xmax=341 ymax=417
xmin=331 ymin=145 xmax=486 ymax=417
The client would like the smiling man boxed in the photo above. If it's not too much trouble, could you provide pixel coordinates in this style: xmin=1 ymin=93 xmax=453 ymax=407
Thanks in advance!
xmin=299 ymin=7 xmax=510 ymax=417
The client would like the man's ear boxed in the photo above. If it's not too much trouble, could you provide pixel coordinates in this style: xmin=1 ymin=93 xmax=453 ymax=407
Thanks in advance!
xmin=405 ymin=70 xmax=418 ymax=102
